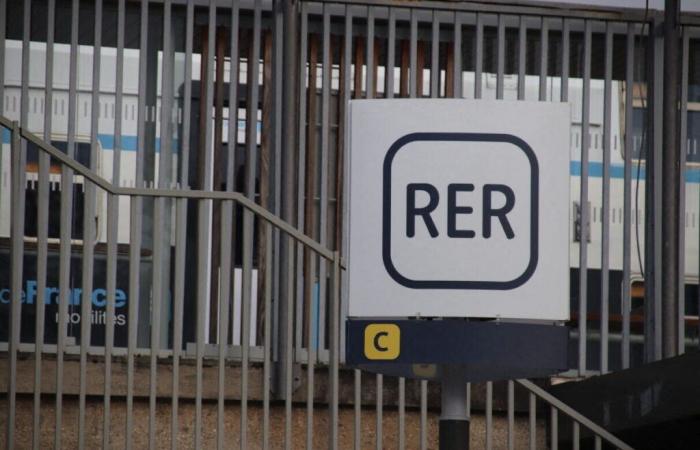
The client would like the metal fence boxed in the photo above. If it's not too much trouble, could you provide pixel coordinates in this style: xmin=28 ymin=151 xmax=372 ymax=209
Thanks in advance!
xmin=0 ymin=0 xmax=697 ymax=448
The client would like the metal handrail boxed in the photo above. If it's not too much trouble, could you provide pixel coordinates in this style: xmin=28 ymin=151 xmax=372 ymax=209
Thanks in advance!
xmin=0 ymin=115 xmax=336 ymax=263
xmin=311 ymin=0 xmax=654 ymax=21
xmin=517 ymin=379 xmax=635 ymax=450
xmin=3 ymin=115 xmax=637 ymax=450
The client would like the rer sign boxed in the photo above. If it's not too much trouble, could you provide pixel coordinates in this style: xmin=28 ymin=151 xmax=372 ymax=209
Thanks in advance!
xmin=347 ymin=100 xmax=570 ymax=320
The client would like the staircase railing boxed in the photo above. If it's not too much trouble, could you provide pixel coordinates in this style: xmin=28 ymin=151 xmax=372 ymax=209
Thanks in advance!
xmin=1 ymin=115 xmax=634 ymax=449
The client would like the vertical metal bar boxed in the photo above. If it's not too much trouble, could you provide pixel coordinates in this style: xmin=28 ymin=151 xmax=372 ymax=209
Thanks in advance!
xmin=561 ymin=19 xmax=569 ymax=102
xmin=270 ymin=1 xmax=283 ymax=403
xmin=0 ymin=0 xmax=5 ymax=116
xmin=466 ymin=382 xmax=470 ymax=419
xmin=278 ymin=0 xmax=298 ymax=441
xmin=195 ymin=188 xmax=209 ymax=449
xmin=453 ymin=12 xmax=462 ymax=98
xmin=10 ymin=14 xmax=31 ymax=449
xmin=33 ymin=1 xmax=54 ymax=448
xmin=279 ymin=0 xmax=298 ymax=428
xmin=573 ymin=422 xmax=580 ymax=450
xmin=284 ymin=239 xmax=295 ymax=450
xmin=159 ymin=0 xmax=174 ymax=183
xmin=600 ymin=22 xmax=613 ymax=375
xmin=386 ymin=7 xmax=395 ymax=98
xmin=79 ymin=2 xmax=101 ymax=446
xmin=241 ymin=5 xmax=261 ymax=450
xmin=288 ymin=5 xmax=307 ymax=449
xmin=216 ymin=200 xmax=233 ymax=450
xmin=529 ymin=392 xmax=536 ymax=450
xmin=195 ymin=1 xmax=216 ymax=447
xmin=154 ymin=5 xmax=175 ymax=420
xmin=301 ymin=30 xmax=317 ymax=379
xmin=16 ymin=19 xmax=30 ymax=446
xmin=262 ymin=223 xmax=273 ymax=450
xmin=296 ymin=3 xmax=308 ymax=368
xmin=7 ymin=120 xmax=24 ymax=450
xmin=338 ymin=7 xmax=360 ymax=449
xmin=329 ymin=252 xmax=340 ymax=450
xmin=679 ymin=26 xmax=689 ymax=355
xmin=366 ymin=6 xmax=375 ymax=99
xmin=304 ymin=11 xmax=319 ymax=449
xmin=171 ymin=192 xmax=188 ymax=447
xmin=171 ymin=2 xmax=194 ymax=448
xmin=594 ymin=435 xmax=602 ymax=450
xmin=648 ymin=17 xmax=663 ymax=362
xmin=270 ymin=0 xmax=283 ymax=390
xmin=354 ymin=368 xmax=361 ymax=450
xmin=409 ymin=9 xmax=418 ymax=98
xmin=217 ymin=3 xmax=237 ymax=449
xmin=104 ymin=0 xmax=123 ymax=446
xmin=475 ymin=13 xmax=483 ymax=99
xmin=517 ymin=16 xmax=526 ymax=100
xmin=159 ymin=0 xmax=177 ymax=430
xmin=20 ymin=0 xmax=30 ymax=126
xmin=507 ymin=380 xmax=514 ymax=450
xmin=578 ymin=20 xmax=592 ymax=376
xmin=319 ymin=0 xmax=331 ymax=363
xmin=321 ymin=2 xmax=334 ymax=437
xmin=496 ymin=14 xmax=504 ymax=100
xmin=431 ymin=11 xmax=439 ymax=98
xmin=486 ymin=381 xmax=493 ymax=450
xmin=662 ymin=0 xmax=680 ymax=359
xmin=622 ymin=23 xmax=634 ymax=369
xmin=539 ymin=17 xmax=548 ymax=101
xmin=148 ymin=0 xmax=168 ymax=445
xmin=551 ymin=407 xmax=558 ymax=450
xmin=376 ymin=374 xmax=383 ymax=450
xmin=398 ymin=377 xmax=405 ymax=450
xmin=420 ymin=379 xmax=428 ymax=450
xmin=57 ymin=1 xmax=80 ymax=447
xmin=149 ymin=192 xmax=164 ymax=450
xmin=127 ymin=0 xmax=148 ymax=447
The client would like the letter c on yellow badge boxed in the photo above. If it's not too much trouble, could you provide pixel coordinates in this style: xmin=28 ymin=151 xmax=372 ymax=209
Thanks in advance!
xmin=364 ymin=324 xmax=400 ymax=360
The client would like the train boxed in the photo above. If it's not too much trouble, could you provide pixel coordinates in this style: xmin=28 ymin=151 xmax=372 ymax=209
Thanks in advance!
xmin=1 ymin=38 xmax=698 ymax=359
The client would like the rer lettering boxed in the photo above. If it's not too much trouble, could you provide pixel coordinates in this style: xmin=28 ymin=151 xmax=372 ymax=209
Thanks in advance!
xmin=406 ymin=183 xmax=516 ymax=239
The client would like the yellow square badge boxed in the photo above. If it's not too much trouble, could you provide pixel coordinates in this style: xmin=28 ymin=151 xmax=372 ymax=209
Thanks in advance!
xmin=364 ymin=324 xmax=400 ymax=360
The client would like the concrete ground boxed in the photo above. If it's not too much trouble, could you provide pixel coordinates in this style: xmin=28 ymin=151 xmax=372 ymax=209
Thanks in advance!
xmin=1 ymin=396 xmax=546 ymax=449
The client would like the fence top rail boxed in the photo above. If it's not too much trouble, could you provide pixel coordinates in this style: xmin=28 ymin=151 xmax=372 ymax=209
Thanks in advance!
xmin=0 ymin=116 xmax=336 ymax=263
xmin=306 ymin=0 xmax=660 ymax=22
xmin=517 ymin=379 xmax=635 ymax=450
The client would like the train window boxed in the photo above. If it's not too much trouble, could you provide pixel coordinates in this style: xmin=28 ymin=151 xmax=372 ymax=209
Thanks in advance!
xmin=629 ymin=107 xmax=647 ymax=161
xmin=629 ymin=107 xmax=700 ymax=164
xmin=25 ymin=140 xmax=91 ymax=168
xmin=686 ymin=111 xmax=700 ymax=162
xmin=23 ymin=184 xmax=85 ymax=240
xmin=23 ymin=140 xmax=90 ymax=240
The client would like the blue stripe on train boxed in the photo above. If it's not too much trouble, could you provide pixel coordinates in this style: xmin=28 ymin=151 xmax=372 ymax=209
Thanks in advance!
xmin=0 ymin=130 xmax=173 ymax=153
xmin=1 ymin=120 xmax=261 ymax=152
xmin=5 ymin=125 xmax=700 ymax=184
xmin=570 ymin=161 xmax=700 ymax=183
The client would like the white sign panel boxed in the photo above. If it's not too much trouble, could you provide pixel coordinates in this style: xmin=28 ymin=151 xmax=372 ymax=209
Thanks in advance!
xmin=347 ymin=100 xmax=570 ymax=320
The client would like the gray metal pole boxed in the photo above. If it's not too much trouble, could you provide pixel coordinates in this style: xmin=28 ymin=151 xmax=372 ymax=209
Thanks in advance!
xmin=645 ymin=17 xmax=663 ymax=363
xmin=662 ymin=0 xmax=680 ymax=358
xmin=439 ymin=368 xmax=469 ymax=450
xmin=277 ymin=0 xmax=299 ymax=399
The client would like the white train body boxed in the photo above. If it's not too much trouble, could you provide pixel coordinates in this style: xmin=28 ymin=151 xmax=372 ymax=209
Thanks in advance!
xmin=2 ymin=39 xmax=698 ymax=283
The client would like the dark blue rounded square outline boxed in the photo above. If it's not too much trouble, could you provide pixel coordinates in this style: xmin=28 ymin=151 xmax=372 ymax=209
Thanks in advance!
xmin=382 ymin=132 xmax=539 ymax=290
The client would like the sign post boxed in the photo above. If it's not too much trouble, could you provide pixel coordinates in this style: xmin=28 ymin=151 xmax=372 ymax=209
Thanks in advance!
xmin=345 ymin=99 xmax=571 ymax=449
xmin=439 ymin=366 xmax=469 ymax=449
